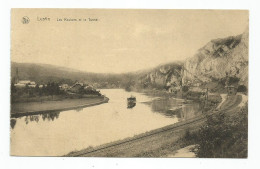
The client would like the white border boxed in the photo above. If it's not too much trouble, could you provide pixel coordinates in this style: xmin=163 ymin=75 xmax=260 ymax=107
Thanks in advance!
xmin=1 ymin=0 xmax=260 ymax=169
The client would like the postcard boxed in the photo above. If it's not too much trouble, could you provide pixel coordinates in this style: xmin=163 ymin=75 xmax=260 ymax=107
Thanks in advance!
xmin=10 ymin=9 xmax=248 ymax=157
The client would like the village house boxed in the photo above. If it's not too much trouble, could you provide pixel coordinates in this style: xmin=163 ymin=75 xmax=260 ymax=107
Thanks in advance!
xmin=84 ymin=85 xmax=95 ymax=91
xmin=59 ymin=84 xmax=69 ymax=91
xmin=186 ymin=86 xmax=208 ymax=100
xmin=67 ymin=82 xmax=100 ymax=95
xmin=68 ymin=82 xmax=84 ymax=93
xmin=168 ymin=86 xmax=181 ymax=93
xmin=167 ymin=81 xmax=181 ymax=94
xmin=225 ymin=85 xmax=238 ymax=96
xmin=225 ymin=76 xmax=239 ymax=96
xmin=193 ymin=82 xmax=201 ymax=87
xmin=14 ymin=80 xmax=36 ymax=88
xmin=189 ymin=86 xmax=206 ymax=93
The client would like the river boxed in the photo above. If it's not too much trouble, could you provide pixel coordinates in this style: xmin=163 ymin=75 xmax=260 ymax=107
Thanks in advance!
xmin=10 ymin=89 xmax=202 ymax=156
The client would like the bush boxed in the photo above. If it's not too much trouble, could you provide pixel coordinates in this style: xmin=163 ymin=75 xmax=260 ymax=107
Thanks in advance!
xmin=227 ymin=76 xmax=240 ymax=85
xmin=182 ymin=86 xmax=189 ymax=92
xmin=237 ymin=85 xmax=247 ymax=93
xmin=195 ymin=105 xmax=248 ymax=158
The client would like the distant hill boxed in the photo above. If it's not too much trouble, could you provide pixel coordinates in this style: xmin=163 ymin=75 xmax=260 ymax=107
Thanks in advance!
xmin=11 ymin=62 xmax=122 ymax=86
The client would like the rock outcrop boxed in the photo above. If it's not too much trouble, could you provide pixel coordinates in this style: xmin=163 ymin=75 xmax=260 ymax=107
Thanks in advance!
xmin=182 ymin=27 xmax=248 ymax=87
xmin=136 ymin=27 xmax=248 ymax=91
xmin=137 ymin=63 xmax=183 ymax=89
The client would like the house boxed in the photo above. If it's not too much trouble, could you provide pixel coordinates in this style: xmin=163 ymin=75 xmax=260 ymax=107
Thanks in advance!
xmin=29 ymin=81 xmax=36 ymax=85
xmin=193 ymin=82 xmax=201 ymax=87
xmin=84 ymin=85 xmax=95 ymax=91
xmin=225 ymin=85 xmax=238 ymax=96
xmin=225 ymin=76 xmax=239 ymax=96
xmin=59 ymin=84 xmax=69 ymax=91
xmin=189 ymin=86 xmax=206 ymax=93
xmin=168 ymin=86 xmax=181 ymax=93
xmin=68 ymin=82 xmax=84 ymax=93
xmin=18 ymin=80 xmax=31 ymax=84
xmin=28 ymin=84 xmax=36 ymax=88
xmin=14 ymin=80 xmax=36 ymax=88
xmin=166 ymin=82 xmax=171 ymax=87
xmin=14 ymin=83 xmax=26 ymax=88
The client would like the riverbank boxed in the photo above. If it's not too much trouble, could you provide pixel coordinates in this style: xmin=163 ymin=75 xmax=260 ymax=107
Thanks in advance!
xmin=11 ymin=96 xmax=109 ymax=118
xmin=133 ymin=88 xmax=181 ymax=98
xmin=133 ymin=88 xmax=221 ymax=103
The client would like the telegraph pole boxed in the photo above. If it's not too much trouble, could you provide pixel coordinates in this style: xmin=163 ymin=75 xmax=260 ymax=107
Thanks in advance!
xmin=206 ymin=87 xmax=208 ymax=106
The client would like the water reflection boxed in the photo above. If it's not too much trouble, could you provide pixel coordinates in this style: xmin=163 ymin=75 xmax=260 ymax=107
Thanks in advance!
xmin=24 ymin=115 xmax=39 ymax=124
xmin=148 ymin=97 xmax=202 ymax=121
xmin=165 ymin=108 xmax=183 ymax=118
xmin=10 ymin=119 xmax=16 ymax=129
xmin=127 ymin=102 xmax=136 ymax=109
xmin=41 ymin=111 xmax=60 ymax=121
xmin=75 ymin=108 xmax=83 ymax=112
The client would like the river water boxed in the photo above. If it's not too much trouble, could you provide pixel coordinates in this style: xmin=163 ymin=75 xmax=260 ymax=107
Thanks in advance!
xmin=10 ymin=89 xmax=201 ymax=156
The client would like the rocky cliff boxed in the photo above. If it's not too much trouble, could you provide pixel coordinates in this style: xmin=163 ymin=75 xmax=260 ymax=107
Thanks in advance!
xmin=182 ymin=27 xmax=249 ymax=87
xmin=135 ymin=27 xmax=248 ymax=91
xmin=136 ymin=63 xmax=183 ymax=89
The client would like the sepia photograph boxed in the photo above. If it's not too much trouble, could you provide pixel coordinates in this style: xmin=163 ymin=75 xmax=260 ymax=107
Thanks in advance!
xmin=10 ymin=9 xmax=248 ymax=158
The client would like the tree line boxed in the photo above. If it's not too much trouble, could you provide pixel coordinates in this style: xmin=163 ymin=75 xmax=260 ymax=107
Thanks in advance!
xmin=11 ymin=82 xmax=65 ymax=98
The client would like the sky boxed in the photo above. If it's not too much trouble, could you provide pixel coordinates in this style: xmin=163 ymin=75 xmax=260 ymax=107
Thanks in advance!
xmin=11 ymin=9 xmax=248 ymax=73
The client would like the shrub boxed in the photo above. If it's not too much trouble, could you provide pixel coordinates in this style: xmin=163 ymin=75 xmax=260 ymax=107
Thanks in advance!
xmin=195 ymin=105 xmax=248 ymax=158
xmin=182 ymin=86 xmax=189 ymax=92
xmin=237 ymin=85 xmax=247 ymax=93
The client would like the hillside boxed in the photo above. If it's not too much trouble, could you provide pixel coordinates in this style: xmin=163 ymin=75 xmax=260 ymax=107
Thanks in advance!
xmin=182 ymin=27 xmax=249 ymax=88
xmin=136 ymin=62 xmax=183 ymax=89
xmin=123 ymin=28 xmax=248 ymax=92
xmin=11 ymin=61 xmax=184 ymax=90
xmin=11 ymin=62 xmax=122 ymax=87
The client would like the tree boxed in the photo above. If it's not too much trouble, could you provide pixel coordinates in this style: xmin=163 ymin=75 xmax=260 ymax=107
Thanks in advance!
xmin=195 ymin=105 xmax=248 ymax=158
xmin=11 ymin=82 xmax=16 ymax=94
xmin=46 ymin=82 xmax=51 ymax=95
xmin=54 ymin=83 xmax=60 ymax=95
xmin=41 ymin=84 xmax=46 ymax=95
xmin=25 ymin=84 xmax=30 ymax=95
xmin=34 ymin=84 xmax=40 ymax=94
xmin=237 ymin=85 xmax=247 ymax=93
xmin=182 ymin=86 xmax=189 ymax=92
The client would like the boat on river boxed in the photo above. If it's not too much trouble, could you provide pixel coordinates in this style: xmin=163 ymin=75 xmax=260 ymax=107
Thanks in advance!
xmin=127 ymin=102 xmax=136 ymax=109
xmin=127 ymin=96 xmax=136 ymax=109
xmin=127 ymin=95 xmax=136 ymax=103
